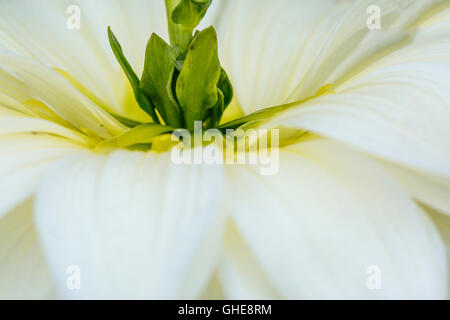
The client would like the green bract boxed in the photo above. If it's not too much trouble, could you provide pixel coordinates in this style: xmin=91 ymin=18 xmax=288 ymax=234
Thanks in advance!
xmin=172 ymin=0 xmax=212 ymax=29
xmin=108 ymin=27 xmax=159 ymax=124
xmin=176 ymin=27 xmax=221 ymax=131
xmin=108 ymin=0 xmax=237 ymax=142
xmin=97 ymin=123 xmax=175 ymax=150
xmin=141 ymin=34 xmax=183 ymax=128
xmin=217 ymin=68 xmax=233 ymax=108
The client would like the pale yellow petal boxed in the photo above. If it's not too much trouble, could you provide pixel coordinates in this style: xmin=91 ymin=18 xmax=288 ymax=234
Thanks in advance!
xmin=425 ymin=205 xmax=450 ymax=298
xmin=0 ymin=56 xmax=126 ymax=139
xmin=0 ymin=113 xmax=94 ymax=146
xmin=0 ymin=0 xmax=167 ymax=122
xmin=0 ymin=199 xmax=54 ymax=299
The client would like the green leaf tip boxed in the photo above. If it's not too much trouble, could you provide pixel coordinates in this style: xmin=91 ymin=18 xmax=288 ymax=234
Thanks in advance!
xmin=140 ymin=33 xmax=184 ymax=128
xmin=108 ymin=27 xmax=160 ymax=124
xmin=172 ymin=0 xmax=213 ymax=29
xmin=176 ymin=26 xmax=221 ymax=130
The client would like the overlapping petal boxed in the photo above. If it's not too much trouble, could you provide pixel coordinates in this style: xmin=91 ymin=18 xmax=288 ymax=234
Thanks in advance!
xmin=34 ymin=149 xmax=225 ymax=299
xmin=207 ymin=0 xmax=342 ymax=113
xmin=0 ymin=0 xmax=167 ymax=121
xmin=211 ymin=0 xmax=446 ymax=113
xmin=384 ymin=163 xmax=450 ymax=216
xmin=218 ymin=223 xmax=280 ymax=299
xmin=0 ymin=134 xmax=86 ymax=217
xmin=267 ymin=3 xmax=450 ymax=213
xmin=224 ymin=140 xmax=446 ymax=299
xmin=0 ymin=56 xmax=126 ymax=139
xmin=425 ymin=205 xmax=450 ymax=296
xmin=0 ymin=93 xmax=91 ymax=217
xmin=0 ymin=200 xmax=54 ymax=299
xmin=268 ymin=61 xmax=450 ymax=176
xmin=0 ymin=0 xmax=448 ymax=300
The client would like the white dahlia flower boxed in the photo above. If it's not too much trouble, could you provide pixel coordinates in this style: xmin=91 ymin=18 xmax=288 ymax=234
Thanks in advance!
xmin=0 ymin=0 xmax=449 ymax=299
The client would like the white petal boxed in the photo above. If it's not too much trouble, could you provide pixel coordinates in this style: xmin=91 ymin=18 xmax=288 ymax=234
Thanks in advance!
xmin=0 ymin=56 xmax=126 ymax=139
xmin=268 ymin=2 xmax=450 ymax=177
xmin=268 ymin=61 xmax=450 ymax=178
xmin=0 ymin=66 xmax=33 ymax=103
xmin=0 ymin=134 xmax=86 ymax=217
xmin=0 ymin=0 xmax=167 ymax=121
xmin=225 ymin=140 xmax=446 ymax=299
xmin=218 ymin=223 xmax=280 ymax=299
xmin=426 ymin=206 xmax=450 ymax=298
xmin=325 ymin=0 xmax=449 ymax=89
xmin=384 ymin=162 xmax=450 ymax=216
xmin=0 ymin=110 xmax=94 ymax=146
xmin=210 ymin=0 xmax=443 ymax=114
xmin=35 ymin=150 xmax=225 ymax=299
xmin=0 ymin=199 xmax=54 ymax=299
xmin=208 ymin=0 xmax=340 ymax=113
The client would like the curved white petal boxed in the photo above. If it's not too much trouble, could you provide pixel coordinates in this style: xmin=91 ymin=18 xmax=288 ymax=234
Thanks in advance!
xmin=268 ymin=61 xmax=450 ymax=178
xmin=208 ymin=0 xmax=341 ymax=113
xmin=0 ymin=0 xmax=167 ymax=121
xmin=0 ymin=108 xmax=94 ymax=146
xmin=218 ymin=223 xmax=280 ymax=299
xmin=0 ymin=92 xmax=35 ymax=116
xmin=384 ymin=162 xmax=450 ymax=216
xmin=0 ymin=93 xmax=91 ymax=217
xmin=0 ymin=199 xmax=54 ymax=299
xmin=325 ymin=0 xmax=449 ymax=89
xmin=0 ymin=56 xmax=126 ymax=139
xmin=210 ymin=0 xmax=444 ymax=114
xmin=426 ymin=206 xmax=450 ymax=298
xmin=0 ymin=134 xmax=86 ymax=217
xmin=268 ymin=2 xmax=450 ymax=178
xmin=35 ymin=150 xmax=225 ymax=299
xmin=225 ymin=140 xmax=446 ymax=299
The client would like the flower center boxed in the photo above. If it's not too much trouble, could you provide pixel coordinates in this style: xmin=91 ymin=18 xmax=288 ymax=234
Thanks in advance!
xmin=102 ymin=0 xmax=334 ymax=152
xmin=109 ymin=0 xmax=232 ymax=132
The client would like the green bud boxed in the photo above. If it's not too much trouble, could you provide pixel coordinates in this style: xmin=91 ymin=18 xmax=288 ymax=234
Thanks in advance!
xmin=175 ymin=26 xmax=221 ymax=131
xmin=172 ymin=0 xmax=212 ymax=29
xmin=140 ymin=33 xmax=184 ymax=128
xmin=108 ymin=0 xmax=236 ymax=142
xmin=208 ymin=89 xmax=224 ymax=128
xmin=217 ymin=68 xmax=233 ymax=109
